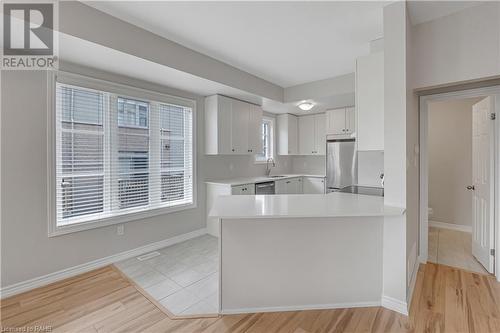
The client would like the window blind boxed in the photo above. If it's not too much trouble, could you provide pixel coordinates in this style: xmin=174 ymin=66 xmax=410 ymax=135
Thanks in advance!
xmin=55 ymin=83 xmax=194 ymax=226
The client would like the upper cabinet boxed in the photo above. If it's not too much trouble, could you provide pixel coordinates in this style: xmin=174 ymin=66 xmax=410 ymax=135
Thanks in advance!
xmin=277 ymin=114 xmax=299 ymax=155
xmin=205 ymin=95 xmax=263 ymax=155
xmin=356 ymin=52 xmax=384 ymax=151
xmin=325 ymin=107 xmax=355 ymax=136
xmin=298 ymin=114 xmax=326 ymax=155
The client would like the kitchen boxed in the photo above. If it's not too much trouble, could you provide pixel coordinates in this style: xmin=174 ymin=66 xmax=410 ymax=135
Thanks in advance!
xmin=5 ymin=2 xmax=500 ymax=331
xmin=202 ymin=46 xmax=405 ymax=315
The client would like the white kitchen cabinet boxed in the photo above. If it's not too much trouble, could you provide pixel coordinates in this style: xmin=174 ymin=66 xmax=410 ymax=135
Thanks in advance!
xmin=231 ymin=184 xmax=255 ymax=195
xmin=298 ymin=114 xmax=326 ymax=155
xmin=302 ymin=177 xmax=325 ymax=194
xmin=205 ymin=95 xmax=263 ymax=155
xmin=275 ymin=177 xmax=302 ymax=194
xmin=247 ymin=104 xmax=263 ymax=154
xmin=314 ymin=114 xmax=326 ymax=155
xmin=356 ymin=52 xmax=384 ymax=151
xmin=326 ymin=107 xmax=355 ymax=136
xmin=277 ymin=114 xmax=298 ymax=155
xmin=230 ymin=99 xmax=248 ymax=154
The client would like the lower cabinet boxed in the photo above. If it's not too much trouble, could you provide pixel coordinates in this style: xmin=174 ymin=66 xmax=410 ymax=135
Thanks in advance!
xmin=275 ymin=177 xmax=302 ymax=194
xmin=302 ymin=177 xmax=326 ymax=194
xmin=231 ymin=184 xmax=255 ymax=195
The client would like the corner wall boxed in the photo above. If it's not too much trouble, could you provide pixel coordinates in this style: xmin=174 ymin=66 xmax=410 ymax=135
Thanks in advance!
xmin=382 ymin=1 xmax=409 ymax=311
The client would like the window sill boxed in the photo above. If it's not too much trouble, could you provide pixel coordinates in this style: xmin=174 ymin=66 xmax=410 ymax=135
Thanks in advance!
xmin=48 ymin=202 xmax=196 ymax=237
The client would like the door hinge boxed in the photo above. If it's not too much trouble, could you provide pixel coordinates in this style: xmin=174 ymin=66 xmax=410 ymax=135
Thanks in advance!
xmin=491 ymin=113 xmax=496 ymax=120
xmin=491 ymin=249 xmax=495 ymax=256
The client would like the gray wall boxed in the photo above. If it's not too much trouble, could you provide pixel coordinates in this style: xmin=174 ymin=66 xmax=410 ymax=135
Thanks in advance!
xmin=428 ymin=98 xmax=482 ymax=227
xmin=0 ymin=64 xmax=296 ymax=287
xmin=0 ymin=69 xmax=209 ymax=287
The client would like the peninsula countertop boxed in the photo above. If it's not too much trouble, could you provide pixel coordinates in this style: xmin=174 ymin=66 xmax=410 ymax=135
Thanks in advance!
xmin=205 ymin=174 xmax=325 ymax=186
xmin=209 ymin=192 xmax=405 ymax=219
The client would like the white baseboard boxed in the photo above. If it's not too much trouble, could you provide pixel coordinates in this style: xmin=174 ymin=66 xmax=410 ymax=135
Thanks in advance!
xmin=406 ymin=260 xmax=419 ymax=309
xmin=381 ymin=296 xmax=408 ymax=315
xmin=221 ymin=301 xmax=381 ymax=315
xmin=0 ymin=228 xmax=207 ymax=299
xmin=429 ymin=220 xmax=472 ymax=233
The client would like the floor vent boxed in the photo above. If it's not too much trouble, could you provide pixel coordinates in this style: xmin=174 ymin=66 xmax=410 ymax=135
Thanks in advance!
xmin=136 ymin=251 xmax=161 ymax=261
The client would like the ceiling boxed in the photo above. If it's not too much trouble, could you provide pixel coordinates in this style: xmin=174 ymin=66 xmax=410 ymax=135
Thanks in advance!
xmin=407 ymin=1 xmax=483 ymax=26
xmin=85 ymin=1 xmax=386 ymax=88
xmin=70 ymin=1 xmax=485 ymax=114
xmin=59 ymin=33 xmax=351 ymax=115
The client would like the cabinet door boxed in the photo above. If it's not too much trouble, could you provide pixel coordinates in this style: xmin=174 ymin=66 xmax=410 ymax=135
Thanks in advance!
xmin=247 ymin=104 xmax=263 ymax=154
xmin=325 ymin=108 xmax=346 ymax=135
xmin=231 ymin=184 xmax=254 ymax=195
xmin=314 ymin=113 xmax=326 ymax=155
xmin=230 ymin=100 xmax=248 ymax=154
xmin=275 ymin=180 xmax=287 ymax=194
xmin=218 ymin=96 xmax=233 ymax=154
xmin=345 ymin=107 xmax=356 ymax=134
xmin=288 ymin=115 xmax=299 ymax=155
xmin=298 ymin=115 xmax=315 ymax=155
xmin=303 ymin=177 xmax=325 ymax=194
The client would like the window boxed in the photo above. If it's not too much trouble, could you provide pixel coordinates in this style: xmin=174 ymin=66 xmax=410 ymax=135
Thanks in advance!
xmin=255 ymin=117 xmax=274 ymax=162
xmin=52 ymin=78 xmax=194 ymax=234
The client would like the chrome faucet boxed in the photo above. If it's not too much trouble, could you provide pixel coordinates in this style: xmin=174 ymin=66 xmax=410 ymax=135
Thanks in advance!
xmin=266 ymin=158 xmax=276 ymax=177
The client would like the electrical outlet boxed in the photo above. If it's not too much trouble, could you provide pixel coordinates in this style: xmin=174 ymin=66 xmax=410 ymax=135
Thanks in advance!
xmin=117 ymin=224 xmax=124 ymax=236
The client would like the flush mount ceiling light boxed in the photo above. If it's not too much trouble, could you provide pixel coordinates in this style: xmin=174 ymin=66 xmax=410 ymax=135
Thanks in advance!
xmin=298 ymin=102 xmax=314 ymax=111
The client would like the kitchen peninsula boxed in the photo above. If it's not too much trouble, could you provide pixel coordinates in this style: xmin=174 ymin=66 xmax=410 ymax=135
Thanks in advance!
xmin=210 ymin=192 xmax=407 ymax=315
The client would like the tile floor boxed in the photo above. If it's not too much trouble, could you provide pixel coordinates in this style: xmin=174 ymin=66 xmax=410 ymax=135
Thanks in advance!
xmin=428 ymin=226 xmax=489 ymax=274
xmin=115 ymin=234 xmax=219 ymax=316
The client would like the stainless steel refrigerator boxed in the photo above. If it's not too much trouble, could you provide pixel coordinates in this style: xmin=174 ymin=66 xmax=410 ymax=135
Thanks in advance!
xmin=326 ymin=138 xmax=357 ymax=192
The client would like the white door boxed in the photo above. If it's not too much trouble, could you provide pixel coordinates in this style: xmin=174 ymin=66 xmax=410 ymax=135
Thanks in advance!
xmin=275 ymin=179 xmax=287 ymax=194
xmin=303 ymin=177 xmax=325 ymax=194
xmin=326 ymin=108 xmax=346 ymax=135
xmin=345 ymin=107 xmax=356 ymax=134
xmin=314 ymin=114 xmax=326 ymax=155
xmin=218 ymin=96 xmax=233 ymax=154
xmin=471 ymin=97 xmax=495 ymax=273
xmin=247 ymin=104 xmax=263 ymax=154
xmin=298 ymin=115 xmax=315 ymax=155
xmin=230 ymin=100 xmax=248 ymax=154
xmin=288 ymin=115 xmax=299 ymax=155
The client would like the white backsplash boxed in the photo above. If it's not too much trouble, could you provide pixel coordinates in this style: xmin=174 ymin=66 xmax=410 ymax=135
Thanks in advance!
xmin=357 ymin=151 xmax=384 ymax=187
xmin=291 ymin=156 xmax=326 ymax=175
xmin=203 ymin=155 xmax=292 ymax=180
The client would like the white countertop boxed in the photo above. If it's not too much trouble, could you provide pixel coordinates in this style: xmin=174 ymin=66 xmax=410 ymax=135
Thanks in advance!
xmin=209 ymin=192 xmax=405 ymax=219
xmin=206 ymin=174 xmax=325 ymax=186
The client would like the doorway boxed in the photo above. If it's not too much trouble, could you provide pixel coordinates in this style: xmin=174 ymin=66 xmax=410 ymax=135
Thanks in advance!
xmin=419 ymin=87 xmax=500 ymax=281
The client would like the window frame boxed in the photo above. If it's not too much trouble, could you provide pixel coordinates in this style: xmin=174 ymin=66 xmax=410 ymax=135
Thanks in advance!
xmin=255 ymin=116 xmax=275 ymax=163
xmin=47 ymin=71 xmax=197 ymax=237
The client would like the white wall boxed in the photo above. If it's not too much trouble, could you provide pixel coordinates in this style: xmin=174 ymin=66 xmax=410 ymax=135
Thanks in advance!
xmin=412 ymin=2 xmax=500 ymax=89
xmin=428 ymin=98 xmax=482 ymax=227
xmin=358 ymin=151 xmax=384 ymax=187
xmin=383 ymin=1 xmax=409 ymax=309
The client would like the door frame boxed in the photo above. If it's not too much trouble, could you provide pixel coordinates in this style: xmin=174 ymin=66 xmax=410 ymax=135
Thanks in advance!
xmin=419 ymin=86 xmax=500 ymax=281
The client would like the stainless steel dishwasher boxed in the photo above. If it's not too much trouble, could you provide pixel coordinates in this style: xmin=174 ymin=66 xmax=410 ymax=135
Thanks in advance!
xmin=255 ymin=181 xmax=275 ymax=194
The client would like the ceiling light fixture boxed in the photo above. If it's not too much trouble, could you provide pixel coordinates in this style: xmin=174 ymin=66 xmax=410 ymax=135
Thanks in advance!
xmin=298 ymin=102 xmax=314 ymax=111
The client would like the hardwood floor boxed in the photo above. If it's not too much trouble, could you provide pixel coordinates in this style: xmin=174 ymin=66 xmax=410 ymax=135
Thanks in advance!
xmin=1 ymin=262 xmax=499 ymax=332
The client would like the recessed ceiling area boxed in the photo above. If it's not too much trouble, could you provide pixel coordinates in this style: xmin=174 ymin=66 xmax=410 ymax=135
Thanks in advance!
xmin=407 ymin=1 xmax=483 ymax=26
xmin=85 ymin=1 xmax=386 ymax=88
